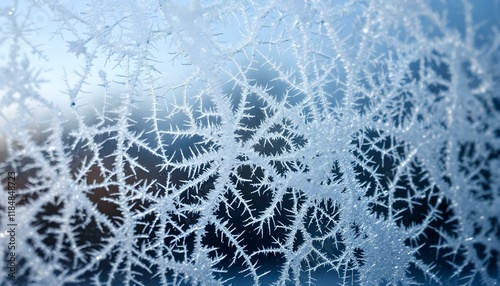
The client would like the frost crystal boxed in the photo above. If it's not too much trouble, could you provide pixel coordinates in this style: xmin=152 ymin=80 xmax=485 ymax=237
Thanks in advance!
xmin=1 ymin=0 xmax=499 ymax=285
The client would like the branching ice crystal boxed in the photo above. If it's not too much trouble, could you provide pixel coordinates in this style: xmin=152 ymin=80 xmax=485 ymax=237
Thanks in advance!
xmin=0 ymin=0 xmax=499 ymax=285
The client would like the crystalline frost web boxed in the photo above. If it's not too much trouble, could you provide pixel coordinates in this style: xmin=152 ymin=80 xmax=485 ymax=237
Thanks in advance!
xmin=0 ymin=0 xmax=499 ymax=285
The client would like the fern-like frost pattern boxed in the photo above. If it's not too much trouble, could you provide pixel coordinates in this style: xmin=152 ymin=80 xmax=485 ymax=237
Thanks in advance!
xmin=0 ymin=0 xmax=499 ymax=285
